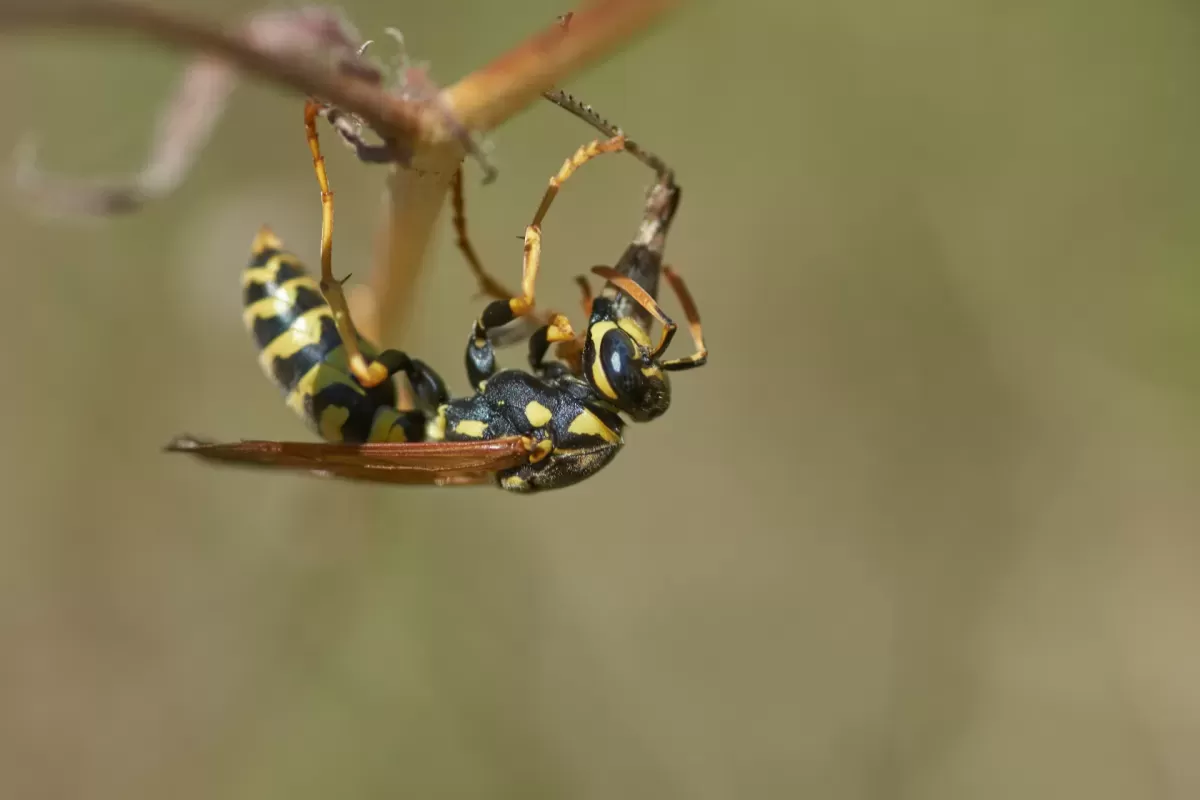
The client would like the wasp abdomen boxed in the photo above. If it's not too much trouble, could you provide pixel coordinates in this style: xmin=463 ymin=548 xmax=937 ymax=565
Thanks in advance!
xmin=241 ymin=228 xmax=414 ymax=443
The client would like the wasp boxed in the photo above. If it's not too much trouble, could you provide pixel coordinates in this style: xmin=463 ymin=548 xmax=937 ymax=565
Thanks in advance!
xmin=168 ymin=95 xmax=706 ymax=492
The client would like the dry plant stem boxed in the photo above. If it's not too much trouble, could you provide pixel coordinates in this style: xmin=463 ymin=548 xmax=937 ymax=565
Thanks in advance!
xmin=0 ymin=4 xmax=443 ymax=145
xmin=3 ymin=0 xmax=686 ymax=343
xmin=367 ymin=0 xmax=683 ymax=343
xmin=447 ymin=0 xmax=681 ymax=132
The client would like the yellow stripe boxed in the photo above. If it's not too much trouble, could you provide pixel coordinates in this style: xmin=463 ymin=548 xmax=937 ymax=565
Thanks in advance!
xmin=369 ymin=408 xmax=409 ymax=442
xmin=257 ymin=306 xmax=334 ymax=373
xmin=568 ymin=407 xmax=621 ymax=443
xmin=318 ymin=405 xmax=351 ymax=442
xmin=588 ymin=321 xmax=619 ymax=400
xmin=618 ymin=318 xmax=653 ymax=349
xmin=283 ymin=361 xmax=366 ymax=423
xmin=241 ymin=277 xmax=324 ymax=328
xmin=241 ymin=253 xmax=302 ymax=287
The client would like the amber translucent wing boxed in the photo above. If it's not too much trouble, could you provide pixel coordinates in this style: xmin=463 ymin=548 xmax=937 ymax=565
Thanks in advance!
xmin=165 ymin=435 xmax=531 ymax=486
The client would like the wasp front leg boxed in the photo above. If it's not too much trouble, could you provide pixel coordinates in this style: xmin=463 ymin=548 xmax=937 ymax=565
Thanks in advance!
xmin=472 ymin=136 xmax=626 ymax=350
xmin=469 ymin=223 xmax=577 ymax=386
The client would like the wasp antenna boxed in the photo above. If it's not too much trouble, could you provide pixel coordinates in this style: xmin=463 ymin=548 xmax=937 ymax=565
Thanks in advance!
xmin=543 ymin=90 xmax=672 ymax=179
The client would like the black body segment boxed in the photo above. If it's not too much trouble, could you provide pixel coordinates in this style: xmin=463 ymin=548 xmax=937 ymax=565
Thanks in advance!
xmin=437 ymin=370 xmax=625 ymax=492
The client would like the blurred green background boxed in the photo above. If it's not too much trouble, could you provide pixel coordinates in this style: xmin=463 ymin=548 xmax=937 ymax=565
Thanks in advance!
xmin=4 ymin=0 xmax=1200 ymax=797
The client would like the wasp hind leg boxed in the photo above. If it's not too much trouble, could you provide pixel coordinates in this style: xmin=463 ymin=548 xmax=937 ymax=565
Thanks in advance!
xmin=452 ymin=167 xmax=515 ymax=303
xmin=303 ymin=99 xmax=397 ymax=390
xmin=373 ymin=349 xmax=449 ymax=410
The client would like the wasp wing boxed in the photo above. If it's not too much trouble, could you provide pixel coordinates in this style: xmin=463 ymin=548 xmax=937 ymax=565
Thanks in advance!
xmin=165 ymin=435 xmax=531 ymax=486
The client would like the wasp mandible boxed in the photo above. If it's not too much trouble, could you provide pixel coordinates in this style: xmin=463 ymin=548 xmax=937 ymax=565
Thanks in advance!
xmin=168 ymin=95 xmax=706 ymax=492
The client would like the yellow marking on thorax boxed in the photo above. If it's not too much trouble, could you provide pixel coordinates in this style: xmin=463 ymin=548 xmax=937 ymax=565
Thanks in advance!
xmin=567 ymin=408 xmax=621 ymax=444
xmin=369 ymin=407 xmax=408 ymax=443
xmin=257 ymin=306 xmax=334 ymax=371
xmin=524 ymin=400 xmax=552 ymax=428
xmin=427 ymin=406 xmax=448 ymax=441
xmin=454 ymin=419 xmax=488 ymax=438
xmin=318 ymin=405 xmax=351 ymax=442
xmin=588 ymin=321 xmax=619 ymax=400
xmin=618 ymin=318 xmax=653 ymax=349
xmin=529 ymin=438 xmax=554 ymax=464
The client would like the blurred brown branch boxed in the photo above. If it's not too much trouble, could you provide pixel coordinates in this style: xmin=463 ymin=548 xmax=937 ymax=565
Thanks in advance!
xmin=0 ymin=3 xmax=438 ymax=146
xmin=2 ymin=0 xmax=683 ymax=350
xmin=366 ymin=0 xmax=681 ymax=346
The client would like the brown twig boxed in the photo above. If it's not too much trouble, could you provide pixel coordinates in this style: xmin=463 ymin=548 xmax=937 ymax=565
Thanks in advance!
xmin=447 ymin=0 xmax=680 ymax=132
xmin=2 ymin=0 xmax=686 ymax=346
xmin=0 ymin=3 xmax=445 ymax=145
xmin=367 ymin=0 xmax=683 ymax=342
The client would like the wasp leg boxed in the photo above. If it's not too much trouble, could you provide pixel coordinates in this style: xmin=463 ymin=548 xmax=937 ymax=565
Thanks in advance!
xmin=658 ymin=266 xmax=709 ymax=371
xmin=525 ymin=274 xmax=595 ymax=378
xmin=451 ymin=167 xmax=514 ymax=302
xmin=374 ymin=350 xmax=450 ymax=409
xmin=525 ymin=324 xmax=576 ymax=380
xmin=322 ymin=103 xmax=399 ymax=164
xmin=464 ymin=321 xmax=497 ymax=391
xmin=473 ymin=135 xmax=625 ymax=343
xmin=303 ymin=99 xmax=394 ymax=389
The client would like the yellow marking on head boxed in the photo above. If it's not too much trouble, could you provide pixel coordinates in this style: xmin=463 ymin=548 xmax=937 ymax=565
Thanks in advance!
xmin=641 ymin=365 xmax=663 ymax=379
xmin=524 ymin=400 xmax=552 ymax=428
xmin=251 ymin=226 xmax=282 ymax=255
xmin=588 ymin=321 xmax=619 ymax=400
xmin=568 ymin=408 xmax=621 ymax=444
xmin=317 ymin=405 xmax=350 ymax=442
xmin=426 ymin=406 xmax=448 ymax=441
xmin=478 ymin=380 xmax=487 ymax=392
xmin=528 ymin=438 xmax=554 ymax=464
xmin=618 ymin=318 xmax=653 ymax=350
xmin=454 ymin=419 xmax=488 ymax=438
xmin=257 ymin=306 xmax=334 ymax=372
xmin=369 ymin=407 xmax=408 ymax=443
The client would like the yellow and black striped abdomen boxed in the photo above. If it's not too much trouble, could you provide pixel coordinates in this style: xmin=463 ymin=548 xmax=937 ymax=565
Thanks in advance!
xmin=242 ymin=227 xmax=414 ymax=444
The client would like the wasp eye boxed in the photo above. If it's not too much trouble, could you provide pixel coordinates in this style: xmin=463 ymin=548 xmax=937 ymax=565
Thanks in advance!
xmin=596 ymin=329 xmax=669 ymax=421
xmin=601 ymin=330 xmax=642 ymax=400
